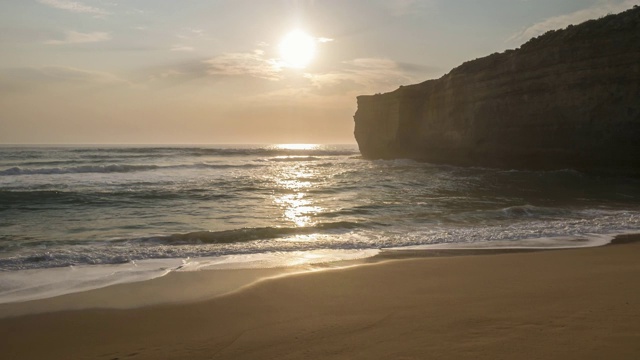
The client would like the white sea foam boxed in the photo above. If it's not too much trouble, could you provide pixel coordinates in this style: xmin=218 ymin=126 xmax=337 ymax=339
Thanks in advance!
xmin=386 ymin=232 xmax=627 ymax=250
xmin=175 ymin=249 xmax=380 ymax=271
xmin=0 ymin=259 xmax=180 ymax=304
xmin=0 ymin=249 xmax=379 ymax=304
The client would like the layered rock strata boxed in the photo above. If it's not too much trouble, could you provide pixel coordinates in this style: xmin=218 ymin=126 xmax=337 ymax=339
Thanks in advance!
xmin=354 ymin=6 xmax=640 ymax=175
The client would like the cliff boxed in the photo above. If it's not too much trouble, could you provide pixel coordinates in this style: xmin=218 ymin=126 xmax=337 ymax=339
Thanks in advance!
xmin=354 ymin=6 xmax=640 ymax=175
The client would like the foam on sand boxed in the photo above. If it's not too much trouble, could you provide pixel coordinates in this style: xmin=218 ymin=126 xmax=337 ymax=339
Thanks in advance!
xmin=386 ymin=232 xmax=619 ymax=251
xmin=0 ymin=249 xmax=379 ymax=305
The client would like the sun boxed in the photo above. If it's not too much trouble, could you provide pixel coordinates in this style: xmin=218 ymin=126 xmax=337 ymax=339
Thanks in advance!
xmin=279 ymin=30 xmax=316 ymax=69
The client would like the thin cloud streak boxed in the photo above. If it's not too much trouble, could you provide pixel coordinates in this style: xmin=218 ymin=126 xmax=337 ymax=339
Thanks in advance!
xmin=0 ymin=66 xmax=128 ymax=93
xmin=45 ymin=31 xmax=111 ymax=45
xmin=171 ymin=46 xmax=195 ymax=52
xmin=204 ymin=50 xmax=282 ymax=80
xmin=249 ymin=57 xmax=432 ymax=104
xmin=36 ymin=66 xmax=126 ymax=84
xmin=38 ymin=0 xmax=110 ymax=16
xmin=386 ymin=0 xmax=434 ymax=17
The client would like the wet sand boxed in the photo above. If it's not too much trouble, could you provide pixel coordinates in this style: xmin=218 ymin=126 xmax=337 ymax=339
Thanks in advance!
xmin=2 ymin=235 xmax=640 ymax=359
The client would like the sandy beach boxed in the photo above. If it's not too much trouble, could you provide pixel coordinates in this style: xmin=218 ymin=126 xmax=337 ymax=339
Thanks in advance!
xmin=2 ymin=236 xmax=640 ymax=360
xmin=3 ymin=2 xmax=640 ymax=360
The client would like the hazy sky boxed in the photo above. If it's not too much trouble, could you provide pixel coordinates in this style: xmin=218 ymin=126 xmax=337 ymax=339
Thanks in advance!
xmin=1 ymin=0 xmax=638 ymax=144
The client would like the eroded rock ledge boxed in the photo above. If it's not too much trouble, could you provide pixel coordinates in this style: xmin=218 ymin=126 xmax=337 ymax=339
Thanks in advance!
xmin=354 ymin=6 xmax=640 ymax=175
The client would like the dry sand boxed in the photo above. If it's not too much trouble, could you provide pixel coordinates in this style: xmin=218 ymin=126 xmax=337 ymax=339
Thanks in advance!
xmin=1 ymin=236 xmax=640 ymax=360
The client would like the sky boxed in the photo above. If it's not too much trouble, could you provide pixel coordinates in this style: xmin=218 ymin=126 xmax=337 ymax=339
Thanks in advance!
xmin=1 ymin=0 xmax=638 ymax=144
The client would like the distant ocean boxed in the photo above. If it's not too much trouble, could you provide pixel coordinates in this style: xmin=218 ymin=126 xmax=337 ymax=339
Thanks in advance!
xmin=1 ymin=144 xmax=640 ymax=303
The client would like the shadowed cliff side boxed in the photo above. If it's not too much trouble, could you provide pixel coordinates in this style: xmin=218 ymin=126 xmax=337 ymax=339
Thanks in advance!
xmin=354 ymin=6 xmax=640 ymax=176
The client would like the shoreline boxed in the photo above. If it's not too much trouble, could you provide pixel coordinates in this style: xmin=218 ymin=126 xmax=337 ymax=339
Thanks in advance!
xmin=0 ymin=233 xmax=638 ymax=318
xmin=1 ymin=234 xmax=640 ymax=359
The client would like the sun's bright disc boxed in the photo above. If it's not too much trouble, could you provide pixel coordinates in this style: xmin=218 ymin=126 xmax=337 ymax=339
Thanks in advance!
xmin=279 ymin=30 xmax=316 ymax=69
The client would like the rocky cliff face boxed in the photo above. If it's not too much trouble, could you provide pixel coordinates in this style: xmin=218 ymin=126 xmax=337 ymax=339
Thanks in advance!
xmin=354 ymin=6 xmax=640 ymax=175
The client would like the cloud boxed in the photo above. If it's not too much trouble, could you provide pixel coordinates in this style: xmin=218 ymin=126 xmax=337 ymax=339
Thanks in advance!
xmin=508 ymin=0 xmax=640 ymax=43
xmin=385 ymin=0 xmax=433 ymax=17
xmin=177 ymin=28 xmax=205 ymax=40
xmin=171 ymin=45 xmax=195 ymax=52
xmin=142 ymin=60 xmax=210 ymax=85
xmin=45 ymin=31 xmax=111 ymax=45
xmin=36 ymin=66 xmax=126 ymax=83
xmin=320 ymin=58 xmax=439 ymax=93
xmin=257 ymin=57 xmax=437 ymax=101
xmin=396 ymin=61 xmax=441 ymax=74
xmin=186 ymin=28 xmax=204 ymax=36
xmin=0 ymin=66 xmax=127 ymax=93
xmin=38 ymin=0 xmax=109 ymax=16
xmin=334 ymin=58 xmax=420 ymax=91
xmin=149 ymin=50 xmax=281 ymax=84
xmin=345 ymin=58 xmax=398 ymax=70
xmin=302 ymin=75 xmax=362 ymax=96
xmin=387 ymin=0 xmax=417 ymax=16
xmin=204 ymin=50 xmax=282 ymax=80
xmin=318 ymin=37 xmax=334 ymax=43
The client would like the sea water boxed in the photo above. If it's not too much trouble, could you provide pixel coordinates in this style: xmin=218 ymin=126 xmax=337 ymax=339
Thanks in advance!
xmin=1 ymin=144 xmax=639 ymax=302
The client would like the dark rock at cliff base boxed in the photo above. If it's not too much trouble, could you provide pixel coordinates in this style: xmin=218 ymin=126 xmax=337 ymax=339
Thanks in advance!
xmin=354 ymin=6 xmax=640 ymax=176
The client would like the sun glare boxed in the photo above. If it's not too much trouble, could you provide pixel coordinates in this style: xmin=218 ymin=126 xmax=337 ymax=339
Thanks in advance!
xmin=279 ymin=30 xmax=316 ymax=69
xmin=275 ymin=144 xmax=319 ymax=150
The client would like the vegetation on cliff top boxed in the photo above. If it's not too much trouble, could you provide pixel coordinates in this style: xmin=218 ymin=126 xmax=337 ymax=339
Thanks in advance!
xmin=448 ymin=5 xmax=640 ymax=77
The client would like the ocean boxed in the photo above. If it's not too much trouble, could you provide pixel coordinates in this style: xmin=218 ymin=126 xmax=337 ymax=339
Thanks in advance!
xmin=1 ymin=144 xmax=639 ymax=303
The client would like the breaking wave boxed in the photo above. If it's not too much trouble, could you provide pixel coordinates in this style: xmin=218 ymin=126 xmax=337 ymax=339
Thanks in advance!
xmin=157 ymin=221 xmax=365 ymax=244
xmin=0 ymin=163 xmax=262 ymax=176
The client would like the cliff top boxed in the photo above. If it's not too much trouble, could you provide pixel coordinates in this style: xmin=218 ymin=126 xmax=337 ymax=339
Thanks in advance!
xmin=358 ymin=5 xmax=640 ymax=100
xmin=418 ymin=5 xmax=640 ymax=88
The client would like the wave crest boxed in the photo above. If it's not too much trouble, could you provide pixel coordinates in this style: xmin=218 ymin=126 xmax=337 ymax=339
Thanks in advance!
xmin=0 ymin=163 xmax=261 ymax=176
xmin=162 ymin=222 xmax=363 ymax=244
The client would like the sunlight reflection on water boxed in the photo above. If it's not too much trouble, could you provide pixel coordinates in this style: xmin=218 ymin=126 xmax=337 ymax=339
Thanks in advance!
xmin=272 ymin=157 xmax=323 ymax=229
xmin=273 ymin=143 xmax=320 ymax=151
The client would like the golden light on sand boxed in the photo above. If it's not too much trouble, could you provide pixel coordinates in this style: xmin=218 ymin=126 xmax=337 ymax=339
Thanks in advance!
xmin=278 ymin=30 xmax=316 ymax=68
